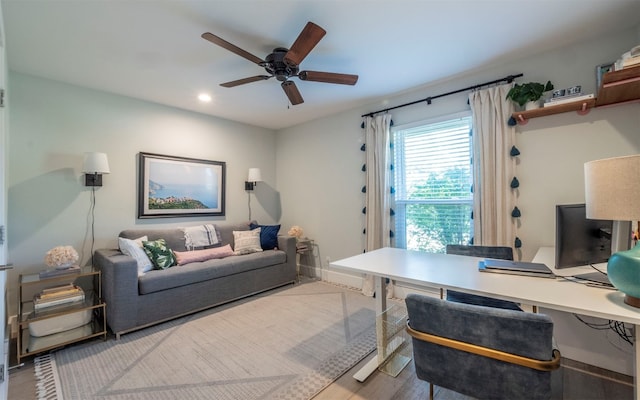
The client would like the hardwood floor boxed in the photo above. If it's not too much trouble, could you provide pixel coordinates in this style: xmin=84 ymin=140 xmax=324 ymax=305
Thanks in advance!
xmin=9 ymin=343 xmax=633 ymax=399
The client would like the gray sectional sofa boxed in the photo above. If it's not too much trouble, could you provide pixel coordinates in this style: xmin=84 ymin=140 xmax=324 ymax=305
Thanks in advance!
xmin=94 ymin=221 xmax=297 ymax=338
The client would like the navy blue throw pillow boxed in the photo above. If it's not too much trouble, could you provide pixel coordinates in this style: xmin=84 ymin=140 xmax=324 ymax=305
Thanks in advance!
xmin=250 ymin=223 xmax=281 ymax=250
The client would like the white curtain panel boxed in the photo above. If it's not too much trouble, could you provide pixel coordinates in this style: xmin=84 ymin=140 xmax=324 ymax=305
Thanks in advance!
xmin=468 ymin=84 xmax=517 ymax=248
xmin=361 ymin=114 xmax=394 ymax=298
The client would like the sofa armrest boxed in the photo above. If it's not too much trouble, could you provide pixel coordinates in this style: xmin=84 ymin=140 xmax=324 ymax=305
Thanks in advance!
xmin=94 ymin=249 xmax=140 ymax=337
xmin=277 ymin=235 xmax=297 ymax=271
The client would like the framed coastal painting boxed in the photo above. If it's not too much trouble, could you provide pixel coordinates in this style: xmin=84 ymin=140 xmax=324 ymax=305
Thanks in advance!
xmin=138 ymin=152 xmax=226 ymax=218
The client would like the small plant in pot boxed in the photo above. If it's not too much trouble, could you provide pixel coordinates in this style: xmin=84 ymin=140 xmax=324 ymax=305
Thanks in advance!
xmin=506 ymin=81 xmax=554 ymax=110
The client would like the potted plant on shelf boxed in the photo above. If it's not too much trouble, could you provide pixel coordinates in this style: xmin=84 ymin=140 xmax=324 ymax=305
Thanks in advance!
xmin=506 ymin=81 xmax=554 ymax=110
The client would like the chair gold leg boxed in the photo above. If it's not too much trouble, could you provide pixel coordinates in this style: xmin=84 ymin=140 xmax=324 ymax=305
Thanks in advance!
xmin=430 ymin=382 xmax=434 ymax=400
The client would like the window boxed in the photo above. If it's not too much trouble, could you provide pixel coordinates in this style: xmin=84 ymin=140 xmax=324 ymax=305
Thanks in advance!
xmin=393 ymin=113 xmax=473 ymax=253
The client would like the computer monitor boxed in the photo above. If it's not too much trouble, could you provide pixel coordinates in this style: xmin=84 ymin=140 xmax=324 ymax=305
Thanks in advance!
xmin=555 ymin=203 xmax=613 ymax=268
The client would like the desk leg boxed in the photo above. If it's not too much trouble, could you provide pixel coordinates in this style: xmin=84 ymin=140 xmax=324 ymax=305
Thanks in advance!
xmin=635 ymin=325 xmax=639 ymax=400
xmin=353 ymin=276 xmax=387 ymax=382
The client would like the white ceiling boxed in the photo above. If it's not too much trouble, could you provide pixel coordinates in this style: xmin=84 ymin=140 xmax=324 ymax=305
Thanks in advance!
xmin=3 ymin=0 xmax=640 ymax=130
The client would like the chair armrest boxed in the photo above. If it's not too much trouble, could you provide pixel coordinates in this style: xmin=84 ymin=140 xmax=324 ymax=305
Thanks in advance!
xmin=406 ymin=321 xmax=561 ymax=371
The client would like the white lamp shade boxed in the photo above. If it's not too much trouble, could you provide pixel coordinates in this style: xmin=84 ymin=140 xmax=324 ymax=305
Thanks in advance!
xmin=584 ymin=154 xmax=640 ymax=221
xmin=83 ymin=152 xmax=110 ymax=174
xmin=247 ymin=168 xmax=262 ymax=182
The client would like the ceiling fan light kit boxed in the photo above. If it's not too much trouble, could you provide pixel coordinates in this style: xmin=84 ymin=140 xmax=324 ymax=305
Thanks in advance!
xmin=201 ymin=21 xmax=358 ymax=105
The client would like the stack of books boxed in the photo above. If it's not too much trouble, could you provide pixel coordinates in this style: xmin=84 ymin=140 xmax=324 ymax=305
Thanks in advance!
xmin=296 ymin=241 xmax=311 ymax=254
xmin=622 ymin=56 xmax=640 ymax=69
xmin=34 ymin=283 xmax=85 ymax=311
xmin=39 ymin=265 xmax=81 ymax=279
xmin=543 ymin=93 xmax=594 ymax=108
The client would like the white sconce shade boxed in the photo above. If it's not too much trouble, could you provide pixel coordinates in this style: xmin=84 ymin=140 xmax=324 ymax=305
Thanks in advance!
xmin=83 ymin=152 xmax=111 ymax=174
xmin=247 ymin=168 xmax=262 ymax=182
xmin=83 ymin=152 xmax=110 ymax=187
xmin=245 ymin=168 xmax=262 ymax=191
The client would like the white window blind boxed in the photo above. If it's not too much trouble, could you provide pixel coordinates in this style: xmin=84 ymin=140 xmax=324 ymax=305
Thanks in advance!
xmin=394 ymin=115 xmax=473 ymax=253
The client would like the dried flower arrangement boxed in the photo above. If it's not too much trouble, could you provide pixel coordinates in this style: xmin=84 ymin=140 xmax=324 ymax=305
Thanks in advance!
xmin=287 ymin=226 xmax=304 ymax=239
xmin=44 ymin=245 xmax=79 ymax=268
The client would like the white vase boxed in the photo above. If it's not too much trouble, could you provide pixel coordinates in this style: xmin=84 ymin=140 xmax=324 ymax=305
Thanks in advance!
xmin=524 ymin=100 xmax=540 ymax=110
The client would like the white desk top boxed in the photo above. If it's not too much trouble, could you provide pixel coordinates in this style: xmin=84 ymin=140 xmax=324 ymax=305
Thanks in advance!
xmin=330 ymin=247 xmax=640 ymax=325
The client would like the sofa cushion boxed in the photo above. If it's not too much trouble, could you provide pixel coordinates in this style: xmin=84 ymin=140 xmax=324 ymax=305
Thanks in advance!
xmin=118 ymin=236 xmax=153 ymax=276
xmin=233 ymin=229 xmax=263 ymax=255
xmin=142 ymin=239 xmax=177 ymax=270
xmin=138 ymin=250 xmax=287 ymax=295
xmin=250 ymin=223 xmax=281 ymax=250
xmin=183 ymin=224 xmax=221 ymax=249
xmin=174 ymin=244 xmax=234 ymax=265
xmin=121 ymin=229 xmax=188 ymax=252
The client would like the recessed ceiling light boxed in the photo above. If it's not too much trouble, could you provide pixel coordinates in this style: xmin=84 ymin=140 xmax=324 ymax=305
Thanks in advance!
xmin=198 ymin=93 xmax=212 ymax=102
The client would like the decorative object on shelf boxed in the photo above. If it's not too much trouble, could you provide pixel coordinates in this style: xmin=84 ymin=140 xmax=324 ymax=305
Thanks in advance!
xmin=543 ymin=93 xmax=594 ymax=108
xmin=288 ymin=225 xmax=304 ymax=239
xmin=584 ymin=154 xmax=640 ymax=307
xmin=596 ymin=62 xmax=615 ymax=91
xmin=505 ymin=81 xmax=554 ymax=109
xmin=82 ymin=152 xmax=110 ymax=187
xmin=44 ymin=245 xmax=79 ymax=269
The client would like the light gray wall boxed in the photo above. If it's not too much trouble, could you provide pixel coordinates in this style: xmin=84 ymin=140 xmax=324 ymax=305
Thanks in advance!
xmin=277 ymin=27 xmax=640 ymax=374
xmin=7 ymin=72 xmax=279 ymax=305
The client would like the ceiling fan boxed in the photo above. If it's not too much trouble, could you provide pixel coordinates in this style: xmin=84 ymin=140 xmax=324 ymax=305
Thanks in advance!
xmin=201 ymin=21 xmax=358 ymax=105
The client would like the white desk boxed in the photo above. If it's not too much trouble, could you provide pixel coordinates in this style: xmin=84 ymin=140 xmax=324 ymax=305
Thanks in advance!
xmin=330 ymin=247 xmax=640 ymax=399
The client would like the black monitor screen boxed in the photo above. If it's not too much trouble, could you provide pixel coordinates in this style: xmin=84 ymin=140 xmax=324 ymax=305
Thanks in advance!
xmin=555 ymin=203 xmax=612 ymax=268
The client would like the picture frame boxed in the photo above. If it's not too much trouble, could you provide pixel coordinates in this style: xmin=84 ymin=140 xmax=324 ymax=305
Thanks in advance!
xmin=596 ymin=62 xmax=615 ymax=93
xmin=138 ymin=152 xmax=225 ymax=218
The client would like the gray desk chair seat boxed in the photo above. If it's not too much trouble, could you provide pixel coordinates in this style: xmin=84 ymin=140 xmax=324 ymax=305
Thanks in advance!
xmin=406 ymin=293 xmax=561 ymax=400
xmin=445 ymin=244 xmax=522 ymax=311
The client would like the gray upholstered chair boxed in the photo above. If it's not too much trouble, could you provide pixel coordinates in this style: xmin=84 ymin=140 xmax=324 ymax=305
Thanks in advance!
xmin=445 ymin=244 xmax=522 ymax=311
xmin=405 ymin=293 xmax=561 ymax=400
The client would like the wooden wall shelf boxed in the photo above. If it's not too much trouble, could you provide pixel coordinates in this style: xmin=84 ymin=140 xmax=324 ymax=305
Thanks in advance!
xmin=511 ymin=65 xmax=640 ymax=125
xmin=512 ymin=99 xmax=595 ymax=125
xmin=595 ymin=65 xmax=640 ymax=107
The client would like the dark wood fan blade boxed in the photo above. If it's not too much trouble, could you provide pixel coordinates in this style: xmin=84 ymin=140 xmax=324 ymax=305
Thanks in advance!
xmin=283 ymin=22 xmax=326 ymax=67
xmin=220 ymin=75 xmax=271 ymax=88
xmin=281 ymin=81 xmax=304 ymax=105
xmin=298 ymin=70 xmax=358 ymax=85
xmin=201 ymin=32 xmax=265 ymax=65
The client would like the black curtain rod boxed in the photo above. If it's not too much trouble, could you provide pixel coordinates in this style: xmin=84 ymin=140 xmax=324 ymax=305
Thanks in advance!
xmin=361 ymin=73 xmax=523 ymax=118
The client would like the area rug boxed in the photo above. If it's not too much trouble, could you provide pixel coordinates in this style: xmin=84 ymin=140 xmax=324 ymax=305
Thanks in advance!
xmin=36 ymin=281 xmax=377 ymax=400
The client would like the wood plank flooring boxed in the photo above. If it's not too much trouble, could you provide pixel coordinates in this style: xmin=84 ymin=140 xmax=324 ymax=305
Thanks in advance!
xmin=9 ymin=340 xmax=633 ymax=400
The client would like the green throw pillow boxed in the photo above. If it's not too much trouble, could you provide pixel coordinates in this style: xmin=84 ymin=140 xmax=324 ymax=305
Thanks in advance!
xmin=142 ymin=238 xmax=177 ymax=270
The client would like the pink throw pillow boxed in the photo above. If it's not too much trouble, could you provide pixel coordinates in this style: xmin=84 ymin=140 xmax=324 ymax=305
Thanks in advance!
xmin=173 ymin=244 xmax=234 ymax=265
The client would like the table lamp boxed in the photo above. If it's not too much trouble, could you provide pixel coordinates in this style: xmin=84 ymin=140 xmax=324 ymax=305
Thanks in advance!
xmin=584 ymin=154 xmax=640 ymax=307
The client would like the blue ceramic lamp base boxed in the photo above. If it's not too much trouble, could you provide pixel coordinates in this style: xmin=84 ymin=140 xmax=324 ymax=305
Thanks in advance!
xmin=607 ymin=244 xmax=640 ymax=308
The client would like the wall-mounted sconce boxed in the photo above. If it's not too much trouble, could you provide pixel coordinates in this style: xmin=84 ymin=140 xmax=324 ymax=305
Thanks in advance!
xmin=245 ymin=168 xmax=262 ymax=191
xmin=83 ymin=152 xmax=110 ymax=186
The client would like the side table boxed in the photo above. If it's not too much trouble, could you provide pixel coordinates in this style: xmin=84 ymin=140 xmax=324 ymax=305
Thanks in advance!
xmin=17 ymin=266 xmax=107 ymax=364
xmin=296 ymin=238 xmax=321 ymax=280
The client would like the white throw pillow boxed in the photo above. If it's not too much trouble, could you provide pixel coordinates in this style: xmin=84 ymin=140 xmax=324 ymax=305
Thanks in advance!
xmin=118 ymin=236 xmax=153 ymax=276
xmin=232 ymin=229 xmax=263 ymax=255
